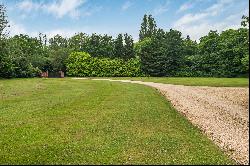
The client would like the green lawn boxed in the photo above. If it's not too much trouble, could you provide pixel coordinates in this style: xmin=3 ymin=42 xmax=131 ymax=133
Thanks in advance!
xmin=0 ymin=78 xmax=234 ymax=164
xmin=108 ymin=77 xmax=249 ymax=87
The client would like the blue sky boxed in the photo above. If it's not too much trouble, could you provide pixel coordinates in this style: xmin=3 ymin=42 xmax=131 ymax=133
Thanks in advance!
xmin=1 ymin=0 xmax=249 ymax=41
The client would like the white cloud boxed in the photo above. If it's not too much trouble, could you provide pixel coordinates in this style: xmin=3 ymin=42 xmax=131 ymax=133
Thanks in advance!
xmin=122 ymin=1 xmax=133 ymax=11
xmin=172 ymin=0 xmax=245 ymax=41
xmin=173 ymin=11 xmax=247 ymax=41
xmin=174 ymin=0 xmax=234 ymax=27
xmin=173 ymin=13 xmax=208 ymax=27
xmin=205 ymin=0 xmax=233 ymax=16
xmin=225 ymin=8 xmax=249 ymax=22
xmin=17 ymin=0 xmax=43 ymax=12
xmin=6 ymin=22 xmax=139 ymax=42
xmin=7 ymin=20 xmax=40 ymax=37
xmin=6 ymin=20 xmax=130 ymax=40
xmin=8 ymin=21 xmax=27 ymax=36
xmin=46 ymin=0 xmax=86 ymax=18
xmin=45 ymin=29 xmax=79 ymax=39
xmin=81 ymin=6 xmax=103 ymax=17
xmin=16 ymin=0 xmax=90 ymax=19
xmin=177 ymin=1 xmax=194 ymax=13
xmin=7 ymin=20 xmax=79 ymax=38
xmin=175 ymin=22 xmax=241 ymax=41
xmin=153 ymin=0 xmax=170 ymax=16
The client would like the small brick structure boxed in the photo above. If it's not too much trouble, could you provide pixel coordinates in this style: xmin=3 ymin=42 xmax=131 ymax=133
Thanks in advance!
xmin=40 ymin=71 xmax=64 ymax=78
xmin=41 ymin=71 xmax=48 ymax=78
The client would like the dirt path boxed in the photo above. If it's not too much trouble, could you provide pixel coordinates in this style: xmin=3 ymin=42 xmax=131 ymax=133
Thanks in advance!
xmin=74 ymin=78 xmax=249 ymax=164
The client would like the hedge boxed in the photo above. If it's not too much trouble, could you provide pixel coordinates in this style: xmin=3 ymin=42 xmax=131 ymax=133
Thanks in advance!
xmin=66 ymin=52 xmax=143 ymax=77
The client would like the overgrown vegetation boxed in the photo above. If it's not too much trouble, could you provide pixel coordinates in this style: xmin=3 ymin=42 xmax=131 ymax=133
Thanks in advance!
xmin=0 ymin=4 xmax=249 ymax=78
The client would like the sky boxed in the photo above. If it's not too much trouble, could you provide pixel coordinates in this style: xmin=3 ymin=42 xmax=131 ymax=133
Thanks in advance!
xmin=1 ymin=0 xmax=249 ymax=41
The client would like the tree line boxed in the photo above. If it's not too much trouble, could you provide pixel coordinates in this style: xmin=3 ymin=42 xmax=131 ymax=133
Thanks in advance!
xmin=0 ymin=4 xmax=249 ymax=78
xmin=137 ymin=14 xmax=249 ymax=77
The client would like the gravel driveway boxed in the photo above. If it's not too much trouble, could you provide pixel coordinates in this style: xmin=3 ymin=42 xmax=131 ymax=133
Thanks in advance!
xmin=75 ymin=78 xmax=249 ymax=164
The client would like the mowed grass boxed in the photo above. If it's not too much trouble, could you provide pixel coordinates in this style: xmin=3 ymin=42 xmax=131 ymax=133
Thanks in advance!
xmin=0 ymin=78 xmax=234 ymax=164
xmin=108 ymin=77 xmax=249 ymax=87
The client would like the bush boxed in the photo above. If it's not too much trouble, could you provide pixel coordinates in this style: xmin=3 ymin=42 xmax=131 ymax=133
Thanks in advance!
xmin=66 ymin=52 xmax=143 ymax=77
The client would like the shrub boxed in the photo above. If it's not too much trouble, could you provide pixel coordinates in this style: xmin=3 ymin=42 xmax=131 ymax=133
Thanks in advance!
xmin=66 ymin=52 xmax=143 ymax=77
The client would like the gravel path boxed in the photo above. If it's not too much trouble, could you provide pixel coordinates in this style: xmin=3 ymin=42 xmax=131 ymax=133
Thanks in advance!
xmin=74 ymin=78 xmax=249 ymax=164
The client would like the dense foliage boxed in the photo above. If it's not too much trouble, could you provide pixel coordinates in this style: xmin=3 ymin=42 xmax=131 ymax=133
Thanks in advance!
xmin=136 ymin=14 xmax=249 ymax=77
xmin=137 ymin=29 xmax=185 ymax=76
xmin=66 ymin=52 xmax=142 ymax=77
xmin=0 ymin=4 xmax=249 ymax=78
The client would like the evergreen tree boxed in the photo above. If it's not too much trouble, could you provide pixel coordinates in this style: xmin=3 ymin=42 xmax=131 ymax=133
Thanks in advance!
xmin=114 ymin=34 xmax=124 ymax=58
xmin=123 ymin=33 xmax=134 ymax=59
xmin=139 ymin=29 xmax=184 ymax=76
xmin=139 ymin=14 xmax=157 ymax=41
xmin=139 ymin=14 xmax=148 ymax=40
xmin=147 ymin=15 xmax=157 ymax=38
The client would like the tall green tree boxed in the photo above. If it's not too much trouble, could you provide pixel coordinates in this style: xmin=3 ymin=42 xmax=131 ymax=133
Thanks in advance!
xmin=5 ymin=34 xmax=46 ymax=77
xmin=179 ymin=35 xmax=199 ymax=76
xmin=139 ymin=28 xmax=184 ymax=76
xmin=123 ymin=33 xmax=135 ymax=59
xmin=99 ymin=34 xmax=114 ymax=58
xmin=0 ymin=4 xmax=14 ymax=78
xmin=48 ymin=34 xmax=71 ymax=72
xmin=197 ymin=27 xmax=249 ymax=77
xmin=49 ymin=34 xmax=68 ymax=50
xmin=0 ymin=4 xmax=8 ymax=37
xmin=68 ymin=32 xmax=88 ymax=52
xmin=240 ymin=15 xmax=249 ymax=75
xmin=139 ymin=14 xmax=157 ymax=41
xmin=114 ymin=33 xmax=124 ymax=58
xmin=183 ymin=35 xmax=198 ymax=57
xmin=139 ymin=14 xmax=148 ymax=41
xmin=148 ymin=15 xmax=157 ymax=38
